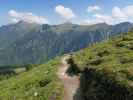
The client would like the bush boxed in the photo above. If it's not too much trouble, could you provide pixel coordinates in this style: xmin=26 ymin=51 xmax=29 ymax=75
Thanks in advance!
xmin=97 ymin=50 xmax=110 ymax=57
xmin=89 ymin=58 xmax=103 ymax=65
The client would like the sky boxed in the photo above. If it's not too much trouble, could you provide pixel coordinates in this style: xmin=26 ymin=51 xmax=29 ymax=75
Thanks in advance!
xmin=0 ymin=0 xmax=133 ymax=25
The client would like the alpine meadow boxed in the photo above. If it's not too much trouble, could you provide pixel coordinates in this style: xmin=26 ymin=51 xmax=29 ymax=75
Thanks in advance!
xmin=0 ymin=0 xmax=133 ymax=100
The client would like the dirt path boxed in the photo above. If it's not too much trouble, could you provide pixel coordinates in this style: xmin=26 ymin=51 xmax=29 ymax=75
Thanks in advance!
xmin=57 ymin=55 xmax=80 ymax=100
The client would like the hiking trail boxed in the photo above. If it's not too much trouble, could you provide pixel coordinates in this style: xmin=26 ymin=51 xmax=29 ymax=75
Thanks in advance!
xmin=57 ymin=55 xmax=81 ymax=100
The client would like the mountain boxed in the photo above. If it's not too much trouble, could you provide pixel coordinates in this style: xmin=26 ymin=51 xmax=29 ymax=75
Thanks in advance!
xmin=0 ymin=30 xmax=133 ymax=100
xmin=0 ymin=21 xmax=41 ymax=48
xmin=0 ymin=21 xmax=132 ymax=65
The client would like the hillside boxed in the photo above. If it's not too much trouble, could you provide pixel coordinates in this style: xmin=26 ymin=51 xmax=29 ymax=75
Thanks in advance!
xmin=71 ymin=30 xmax=133 ymax=100
xmin=0 ymin=58 xmax=63 ymax=100
xmin=0 ymin=22 xmax=132 ymax=65
xmin=0 ymin=30 xmax=133 ymax=100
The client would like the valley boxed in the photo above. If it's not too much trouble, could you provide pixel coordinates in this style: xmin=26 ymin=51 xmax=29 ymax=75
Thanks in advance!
xmin=0 ymin=22 xmax=132 ymax=66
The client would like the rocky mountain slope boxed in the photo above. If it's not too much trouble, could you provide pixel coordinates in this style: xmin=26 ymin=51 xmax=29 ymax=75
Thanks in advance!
xmin=0 ymin=22 xmax=132 ymax=65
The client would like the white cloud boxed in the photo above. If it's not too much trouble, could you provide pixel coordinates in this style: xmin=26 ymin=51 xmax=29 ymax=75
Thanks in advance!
xmin=112 ymin=5 xmax=133 ymax=23
xmin=112 ymin=6 xmax=127 ymax=18
xmin=55 ymin=5 xmax=76 ymax=20
xmin=123 ymin=5 xmax=133 ymax=16
xmin=82 ymin=5 xmax=133 ymax=25
xmin=81 ymin=19 xmax=103 ymax=25
xmin=8 ymin=10 xmax=48 ymax=24
xmin=82 ymin=14 xmax=114 ymax=25
xmin=87 ymin=5 xmax=101 ymax=13
xmin=94 ymin=14 xmax=114 ymax=23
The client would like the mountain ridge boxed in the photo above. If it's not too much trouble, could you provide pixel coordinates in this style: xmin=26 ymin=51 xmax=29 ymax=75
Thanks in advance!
xmin=0 ymin=21 xmax=132 ymax=65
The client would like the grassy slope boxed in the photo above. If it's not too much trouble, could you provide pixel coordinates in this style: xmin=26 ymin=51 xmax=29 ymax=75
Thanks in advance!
xmin=0 ymin=58 xmax=63 ymax=100
xmin=72 ymin=31 xmax=133 ymax=99
xmin=0 ymin=31 xmax=133 ymax=100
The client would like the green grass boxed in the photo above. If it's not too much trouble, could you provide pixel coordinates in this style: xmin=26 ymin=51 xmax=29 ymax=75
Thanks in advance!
xmin=0 ymin=58 xmax=63 ymax=100
xmin=72 ymin=31 xmax=133 ymax=99
xmin=0 ymin=31 xmax=133 ymax=100
xmin=73 ymin=31 xmax=133 ymax=82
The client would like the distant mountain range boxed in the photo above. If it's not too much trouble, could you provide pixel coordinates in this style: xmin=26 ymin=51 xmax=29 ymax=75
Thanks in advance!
xmin=0 ymin=21 xmax=132 ymax=65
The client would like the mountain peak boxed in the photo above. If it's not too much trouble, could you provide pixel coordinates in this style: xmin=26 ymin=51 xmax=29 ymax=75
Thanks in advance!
xmin=16 ymin=20 xmax=39 ymax=25
xmin=91 ymin=22 xmax=108 ymax=26
xmin=115 ymin=22 xmax=132 ymax=26
xmin=59 ymin=21 xmax=77 ymax=26
xmin=62 ymin=21 xmax=73 ymax=24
